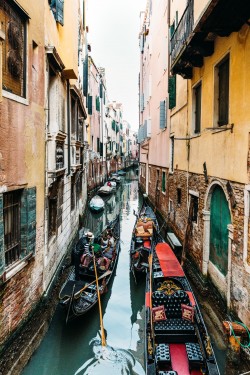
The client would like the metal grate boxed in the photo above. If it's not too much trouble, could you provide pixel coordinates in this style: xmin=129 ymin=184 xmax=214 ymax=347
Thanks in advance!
xmin=3 ymin=191 xmax=21 ymax=267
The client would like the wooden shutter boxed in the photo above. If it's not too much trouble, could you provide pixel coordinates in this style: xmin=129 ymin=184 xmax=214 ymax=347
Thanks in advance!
xmin=100 ymin=83 xmax=103 ymax=99
xmin=96 ymin=96 xmax=100 ymax=112
xmin=88 ymin=95 xmax=92 ymax=115
xmin=0 ymin=194 xmax=5 ymax=277
xmin=218 ymin=57 xmax=229 ymax=126
xmin=159 ymin=101 xmax=166 ymax=129
xmin=83 ymin=55 xmax=88 ymax=97
xmin=55 ymin=0 xmax=64 ymax=26
xmin=169 ymin=75 xmax=176 ymax=109
xmin=21 ymin=187 xmax=36 ymax=258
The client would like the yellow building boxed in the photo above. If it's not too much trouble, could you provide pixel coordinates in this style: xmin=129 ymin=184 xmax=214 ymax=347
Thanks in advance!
xmin=169 ymin=0 xmax=250 ymax=326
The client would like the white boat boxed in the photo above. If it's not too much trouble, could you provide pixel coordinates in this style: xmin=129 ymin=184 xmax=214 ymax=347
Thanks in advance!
xmin=97 ymin=185 xmax=113 ymax=196
xmin=89 ymin=195 xmax=105 ymax=212
xmin=109 ymin=174 xmax=121 ymax=183
xmin=104 ymin=181 xmax=116 ymax=192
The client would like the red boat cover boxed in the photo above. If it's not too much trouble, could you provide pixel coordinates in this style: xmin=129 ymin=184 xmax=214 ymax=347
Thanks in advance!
xmin=155 ymin=243 xmax=185 ymax=277
xmin=145 ymin=291 xmax=150 ymax=307
xmin=170 ymin=344 xmax=203 ymax=375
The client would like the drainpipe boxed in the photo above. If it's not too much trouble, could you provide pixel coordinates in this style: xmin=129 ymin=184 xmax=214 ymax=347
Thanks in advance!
xmin=67 ymin=79 xmax=71 ymax=176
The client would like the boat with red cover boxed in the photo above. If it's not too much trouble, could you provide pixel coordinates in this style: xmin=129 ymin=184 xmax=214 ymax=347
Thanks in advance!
xmin=145 ymin=242 xmax=220 ymax=375
xmin=130 ymin=202 xmax=159 ymax=281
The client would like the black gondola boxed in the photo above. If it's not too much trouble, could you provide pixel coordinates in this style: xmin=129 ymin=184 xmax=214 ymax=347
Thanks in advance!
xmin=59 ymin=215 xmax=120 ymax=320
xmin=130 ymin=201 xmax=159 ymax=281
xmin=145 ymin=241 xmax=220 ymax=375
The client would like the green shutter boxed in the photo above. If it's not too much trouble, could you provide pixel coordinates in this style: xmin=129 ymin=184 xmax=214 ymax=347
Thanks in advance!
xmin=159 ymin=101 xmax=166 ymax=129
xmin=169 ymin=75 xmax=176 ymax=109
xmin=88 ymin=95 xmax=93 ymax=115
xmin=52 ymin=0 xmax=64 ymax=26
xmin=83 ymin=55 xmax=88 ymax=97
xmin=21 ymin=188 xmax=36 ymax=258
xmin=120 ymin=123 xmax=123 ymax=130
xmin=0 ymin=194 xmax=5 ymax=277
xmin=112 ymin=120 xmax=116 ymax=131
xmin=96 ymin=96 xmax=100 ymax=112
xmin=100 ymin=83 xmax=103 ymax=99
xmin=116 ymin=124 xmax=119 ymax=133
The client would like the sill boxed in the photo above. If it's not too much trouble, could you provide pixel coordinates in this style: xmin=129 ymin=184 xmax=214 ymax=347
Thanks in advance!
xmin=162 ymin=191 xmax=166 ymax=195
xmin=3 ymin=254 xmax=33 ymax=282
xmin=190 ymin=133 xmax=201 ymax=139
xmin=3 ymin=90 xmax=29 ymax=106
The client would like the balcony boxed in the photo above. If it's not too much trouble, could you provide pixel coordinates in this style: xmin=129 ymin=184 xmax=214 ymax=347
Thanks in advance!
xmin=170 ymin=0 xmax=250 ymax=78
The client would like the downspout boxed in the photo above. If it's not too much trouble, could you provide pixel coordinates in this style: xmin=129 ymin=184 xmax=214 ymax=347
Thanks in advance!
xmin=67 ymin=79 xmax=71 ymax=176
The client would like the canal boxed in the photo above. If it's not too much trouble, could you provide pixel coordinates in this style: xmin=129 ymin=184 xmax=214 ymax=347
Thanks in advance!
xmin=22 ymin=168 xmax=146 ymax=375
xmin=21 ymin=169 xmax=249 ymax=375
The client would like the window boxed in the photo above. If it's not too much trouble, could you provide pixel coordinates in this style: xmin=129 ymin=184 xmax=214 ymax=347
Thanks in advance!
xmin=156 ymin=169 xmax=160 ymax=190
xmin=162 ymin=171 xmax=166 ymax=193
xmin=215 ymin=55 xmax=229 ymax=127
xmin=190 ymin=195 xmax=199 ymax=223
xmin=71 ymin=97 xmax=77 ymax=136
xmin=177 ymin=188 xmax=181 ymax=205
xmin=88 ymin=95 xmax=93 ymax=115
xmin=97 ymin=138 xmax=100 ymax=153
xmin=0 ymin=0 xmax=28 ymax=98
xmin=170 ymin=137 xmax=174 ymax=172
xmin=96 ymin=96 xmax=100 ymax=112
xmin=71 ymin=176 xmax=76 ymax=211
xmin=193 ymin=82 xmax=201 ymax=134
xmin=0 ymin=188 xmax=36 ymax=277
xmin=159 ymin=100 xmax=167 ymax=129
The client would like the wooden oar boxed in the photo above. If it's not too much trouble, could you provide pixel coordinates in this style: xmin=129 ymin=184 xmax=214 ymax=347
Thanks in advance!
xmin=92 ymin=247 xmax=106 ymax=347
xmin=148 ymin=253 xmax=155 ymax=349
xmin=74 ymin=270 xmax=111 ymax=299
xmin=66 ymin=284 xmax=75 ymax=324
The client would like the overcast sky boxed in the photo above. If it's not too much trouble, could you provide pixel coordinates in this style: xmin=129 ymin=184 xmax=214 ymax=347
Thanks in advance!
xmin=86 ymin=0 xmax=146 ymax=130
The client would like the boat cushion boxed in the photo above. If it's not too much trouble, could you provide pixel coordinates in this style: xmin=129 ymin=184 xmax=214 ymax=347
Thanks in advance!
xmin=152 ymin=290 xmax=191 ymax=319
xmin=185 ymin=343 xmax=203 ymax=366
xmin=155 ymin=343 xmax=171 ymax=364
xmin=154 ymin=318 xmax=195 ymax=334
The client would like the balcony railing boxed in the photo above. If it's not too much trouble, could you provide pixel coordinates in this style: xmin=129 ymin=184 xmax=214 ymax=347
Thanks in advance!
xmin=170 ymin=0 xmax=194 ymax=67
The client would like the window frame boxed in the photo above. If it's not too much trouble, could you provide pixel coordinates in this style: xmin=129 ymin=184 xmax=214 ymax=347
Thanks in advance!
xmin=214 ymin=54 xmax=230 ymax=127
xmin=162 ymin=170 xmax=166 ymax=193
xmin=193 ymin=81 xmax=202 ymax=134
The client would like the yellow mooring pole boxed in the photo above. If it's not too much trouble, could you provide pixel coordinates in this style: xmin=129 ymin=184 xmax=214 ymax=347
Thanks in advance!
xmin=92 ymin=247 xmax=106 ymax=347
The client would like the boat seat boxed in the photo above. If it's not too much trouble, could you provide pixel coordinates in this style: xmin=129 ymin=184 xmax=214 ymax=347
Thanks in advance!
xmin=185 ymin=343 xmax=204 ymax=368
xmin=154 ymin=319 xmax=196 ymax=343
xmin=158 ymin=372 xmax=178 ymax=375
xmin=155 ymin=343 xmax=171 ymax=365
xmin=152 ymin=290 xmax=191 ymax=319
xmin=135 ymin=220 xmax=153 ymax=238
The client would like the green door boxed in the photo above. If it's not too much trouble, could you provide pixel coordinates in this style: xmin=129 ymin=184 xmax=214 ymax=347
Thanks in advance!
xmin=210 ymin=186 xmax=231 ymax=275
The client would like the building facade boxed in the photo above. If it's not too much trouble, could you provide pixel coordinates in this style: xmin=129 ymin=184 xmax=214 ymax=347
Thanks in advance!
xmin=139 ymin=0 xmax=250 ymax=326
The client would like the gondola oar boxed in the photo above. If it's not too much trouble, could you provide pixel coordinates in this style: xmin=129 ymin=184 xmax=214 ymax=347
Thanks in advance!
xmin=74 ymin=270 xmax=111 ymax=299
xmin=148 ymin=253 xmax=155 ymax=349
xmin=66 ymin=284 xmax=75 ymax=324
xmin=92 ymin=246 xmax=106 ymax=347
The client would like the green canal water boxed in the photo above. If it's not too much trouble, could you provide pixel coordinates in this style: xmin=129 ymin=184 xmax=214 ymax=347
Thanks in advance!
xmin=22 ymin=169 xmax=146 ymax=375
xmin=21 ymin=168 xmax=234 ymax=375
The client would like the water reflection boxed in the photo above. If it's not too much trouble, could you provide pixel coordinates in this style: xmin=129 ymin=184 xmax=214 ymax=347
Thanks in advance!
xmin=74 ymin=335 xmax=144 ymax=375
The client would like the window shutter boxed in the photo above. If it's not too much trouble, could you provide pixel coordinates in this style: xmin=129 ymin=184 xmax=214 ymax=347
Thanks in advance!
xmin=96 ymin=96 xmax=100 ymax=112
xmin=0 ymin=194 xmax=5 ymax=277
xmin=100 ymin=142 xmax=103 ymax=156
xmin=83 ymin=55 xmax=88 ymax=97
xmin=55 ymin=0 xmax=64 ymax=26
xmin=100 ymin=83 xmax=103 ymax=99
xmin=112 ymin=120 xmax=116 ymax=131
xmin=88 ymin=95 xmax=92 ymax=115
xmin=21 ymin=188 xmax=36 ymax=258
xmin=159 ymin=101 xmax=166 ymax=129
xmin=169 ymin=75 xmax=176 ymax=109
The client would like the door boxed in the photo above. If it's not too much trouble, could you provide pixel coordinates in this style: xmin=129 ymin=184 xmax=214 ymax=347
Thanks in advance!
xmin=210 ymin=186 xmax=231 ymax=275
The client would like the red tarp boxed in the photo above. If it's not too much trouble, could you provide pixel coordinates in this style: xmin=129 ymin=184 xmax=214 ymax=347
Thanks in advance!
xmin=155 ymin=243 xmax=185 ymax=277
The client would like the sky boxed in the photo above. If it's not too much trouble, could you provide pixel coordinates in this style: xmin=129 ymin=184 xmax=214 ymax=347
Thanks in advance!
xmin=86 ymin=0 xmax=146 ymax=130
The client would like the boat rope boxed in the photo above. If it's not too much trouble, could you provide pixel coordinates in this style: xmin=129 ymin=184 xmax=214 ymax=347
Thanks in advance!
xmin=226 ymin=320 xmax=250 ymax=348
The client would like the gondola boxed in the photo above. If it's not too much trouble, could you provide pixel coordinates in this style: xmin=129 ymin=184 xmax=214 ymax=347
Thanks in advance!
xmin=59 ymin=215 xmax=120 ymax=320
xmin=130 ymin=202 xmax=159 ymax=281
xmin=145 ymin=241 xmax=220 ymax=375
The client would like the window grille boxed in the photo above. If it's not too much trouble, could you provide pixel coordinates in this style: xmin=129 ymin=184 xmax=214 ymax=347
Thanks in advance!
xmin=3 ymin=191 xmax=21 ymax=267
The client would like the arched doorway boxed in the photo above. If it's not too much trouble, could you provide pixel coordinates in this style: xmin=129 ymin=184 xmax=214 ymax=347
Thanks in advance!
xmin=210 ymin=185 xmax=231 ymax=275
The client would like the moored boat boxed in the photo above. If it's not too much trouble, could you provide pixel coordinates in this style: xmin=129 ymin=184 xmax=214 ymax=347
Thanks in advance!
xmin=145 ymin=242 xmax=220 ymax=375
xmin=104 ymin=180 xmax=117 ymax=192
xmin=97 ymin=184 xmax=113 ymax=196
xmin=130 ymin=202 xmax=159 ymax=281
xmin=117 ymin=170 xmax=126 ymax=176
xmin=109 ymin=174 xmax=121 ymax=184
xmin=59 ymin=216 xmax=120 ymax=320
xmin=89 ymin=195 xmax=105 ymax=213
